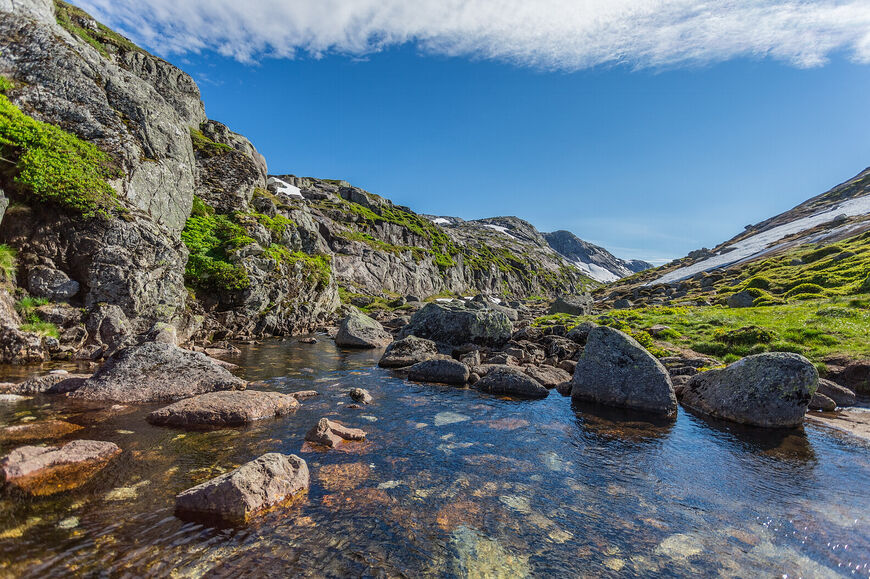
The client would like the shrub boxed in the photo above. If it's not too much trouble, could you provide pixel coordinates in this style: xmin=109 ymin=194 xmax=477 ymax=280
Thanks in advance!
xmin=855 ymin=273 xmax=870 ymax=295
xmin=723 ymin=353 xmax=741 ymax=363
xmin=0 ymin=93 xmax=121 ymax=218
xmin=0 ymin=244 xmax=16 ymax=282
xmin=0 ymin=77 xmax=12 ymax=93
xmin=802 ymin=245 xmax=842 ymax=264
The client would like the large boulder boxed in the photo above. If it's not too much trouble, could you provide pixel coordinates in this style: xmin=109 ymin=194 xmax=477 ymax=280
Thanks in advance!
xmin=399 ymin=302 xmax=512 ymax=346
xmin=548 ymin=295 xmax=593 ymax=316
xmin=175 ymin=453 xmax=309 ymax=525
xmin=378 ymin=335 xmax=439 ymax=368
xmin=474 ymin=367 xmax=548 ymax=399
xmin=681 ymin=353 xmax=818 ymax=428
xmin=408 ymin=359 xmax=470 ymax=385
xmin=147 ymin=391 xmax=298 ymax=428
xmin=71 ymin=342 xmax=245 ymax=403
xmin=26 ymin=265 xmax=80 ymax=301
xmin=335 ymin=309 xmax=392 ymax=349
xmin=524 ymin=365 xmax=572 ymax=389
xmin=1 ymin=440 xmax=121 ymax=496
xmin=571 ymin=326 xmax=677 ymax=416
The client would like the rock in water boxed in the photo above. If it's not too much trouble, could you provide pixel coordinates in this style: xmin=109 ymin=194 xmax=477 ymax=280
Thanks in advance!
xmin=175 ymin=453 xmax=309 ymax=525
xmin=524 ymin=365 xmax=572 ymax=389
xmin=305 ymin=418 xmax=367 ymax=448
xmin=408 ymin=359 xmax=470 ymax=385
xmin=146 ymin=391 xmax=298 ymax=428
xmin=809 ymin=391 xmax=836 ymax=412
xmin=571 ymin=326 xmax=676 ymax=416
xmin=378 ymin=336 xmax=439 ymax=368
xmin=1 ymin=440 xmax=121 ymax=496
xmin=334 ymin=310 xmax=392 ymax=349
xmin=399 ymin=302 xmax=512 ymax=346
xmin=475 ymin=367 xmax=549 ymax=399
xmin=816 ymin=378 xmax=856 ymax=407
xmin=348 ymin=388 xmax=373 ymax=404
xmin=681 ymin=353 xmax=818 ymax=427
xmin=8 ymin=373 xmax=91 ymax=395
xmin=71 ymin=342 xmax=245 ymax=403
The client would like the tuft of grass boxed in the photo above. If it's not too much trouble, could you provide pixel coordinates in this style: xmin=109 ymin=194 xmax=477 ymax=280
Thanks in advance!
xmin=20 ymin=321 xmax=59 ymax=339
xmin=0 ymin=244 xmax=16 ymax=282
xmin=0 ymin=89 xmax=121 ymax=218
xmin=190 ymin=128 xmax=233 ymax=158
xmin=15 ymin=296 xmax=49 ymax=320
xmin=54 ymin=0 xmax=142 ymax=59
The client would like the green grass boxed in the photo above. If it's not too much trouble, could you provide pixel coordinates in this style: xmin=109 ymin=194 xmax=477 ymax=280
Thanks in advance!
xmin=262 ymin=245 xmax=332 ymax=290
xmin=15 ymin=297 xmax=49 ymax=319
xmin=54 ymin=0 xmax=141 ymax=58
xmin=14 ymin=297 xmax=59 ymax=337
xmin=180 ymin=198 xmax=252 ymax=292
xmin=535 ymin=297 xmax=870 ymax=364
xmin=20 ymin=321 xmax=59 ymax=339
xmin=0 ymin=244 xmax=16 ymax=282
xmin=0 ymin=89 xmax=121 ymax=218
xmin=0 ymin=77 xmax=13 ymax=93
xmin=190 ymin=128 xmax=233 ymax=158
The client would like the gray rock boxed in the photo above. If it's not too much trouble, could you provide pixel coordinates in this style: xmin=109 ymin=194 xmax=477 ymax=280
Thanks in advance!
xmin=175 ymin=453 xmax=309 ymax=525
xmin=571 ymin=326 xmax=677 ymax=415
xmin=548 ymin=295 xmax=593 ymax=316
xmin=1 ymin=440 xmax=121 ymax=496
xmin=378 ymin=335 xmax=439 ymax=368
xmin=304 ymin=418 xmax=366 ymax=448
xmin=408 ymin=359 xmax=470 ymax=385
xmin=72 ymin=342 xmax=245 ymax=403
xmin=809 ymin=391 xmax=836 ymax=412
xmin=399 ymin=302 xmax=512 ymax=347
xmin=727 ymin=290 xmax=757 ymax=308
xmin=290 ymin=390 xmax=318 ymax=400
xmin=146 ymin=391 xmax=298 ymax=428
xmin=556 ymin=380 xmax=573 ymax=396
xmin=524 ymin=365 xmax=572 ymax=389
xmin=566 ymin=321 xmax=597 ymax=344
xmin=335 ymin=309 xmax=392 ymax=349
xmin=613 ymin=298 xmax=633 ymax=309
xmin=816 ymin=378 xmax=856 ymax=407
xmin=348 ymin=388 xmax=373 ymax=404
xmin=681 ymin=353 xmax=818 ymax=427
xmin=474 ymin=367 xmax=549 ymax=399
xmin=26 ymin=266 xmax=80 ymax=301
xmin=8 ymin=373 xmax=91 ymax=395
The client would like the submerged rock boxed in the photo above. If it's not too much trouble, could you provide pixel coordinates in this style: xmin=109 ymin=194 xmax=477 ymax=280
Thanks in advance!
xmin=335 ymin=309 xmax=392 ymax=349
xmin=408 ymin=359 xmax=470 ymax=386
xmin=571 ymin=326 xmax=676 ymax=415
xmin=399 ymin=302 xmax=512 ymax=346
xmin=175 ymin=453 xmax=309 ymax=525
xmin=1 ymin=440 xmax=121 ymax=496
xmin=1 ymin=420 xmax=82 ymax=443
xmin=147 ymin=391 xmax=298 ymax=428
xmin=304 ymin=418 xmax=367 ymax=448
xmin=71 ymin=342 xmax=245 ymax=403
xmin=378 ymin=335 xmax=439 ymax=368
xmin=681 ymin=353 xmax=818 ymax=428
xmin=475 ymin=367 xmax=548 ymax=399
xmin=450 ymin=525 xmax=530 ymax=578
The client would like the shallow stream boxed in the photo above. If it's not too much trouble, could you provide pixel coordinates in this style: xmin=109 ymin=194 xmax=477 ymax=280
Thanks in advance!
xmin=0 ymin=339 xmax=868 ymax=577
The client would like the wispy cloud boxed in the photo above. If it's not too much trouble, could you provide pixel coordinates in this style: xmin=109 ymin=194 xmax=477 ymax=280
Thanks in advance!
xmin=74 ymin=0 xmax=870 ymax=69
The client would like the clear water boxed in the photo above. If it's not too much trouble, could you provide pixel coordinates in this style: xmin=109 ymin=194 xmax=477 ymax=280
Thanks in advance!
xmin=0 ymin=338 xmax=868 ymax=577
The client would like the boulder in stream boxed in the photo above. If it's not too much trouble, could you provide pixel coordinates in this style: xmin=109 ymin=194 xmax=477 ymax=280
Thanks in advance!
xmin=305 ymin=418 xmax=367 ymax=448
xmin=1 ymin=440 xmax=121 ymax=496
xmin=147 ymin=391 xmax=299 ymax=428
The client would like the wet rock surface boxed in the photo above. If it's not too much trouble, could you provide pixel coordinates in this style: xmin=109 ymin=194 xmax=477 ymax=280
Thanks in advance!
xmin=681 ymin=353 xmax=818 ymax=428
xmin=147 ymin=391 xmax=299 ymax=428
xmin=304 ymin=418 xmax=367 ymax=448
xmin=571 ymin=326 xmax=677 ymax=416
xmin=408 ymin=359 xmax=470 ymax=386
xmin=175 ymin=453 xmax=309 ymax=525
xmin=71 ymin=342 xmax=246 ymax=403
xmin=1 ymin=440 xmax=121 ymax=496
xmin=474 ymin=367 xmax=549 ymax=399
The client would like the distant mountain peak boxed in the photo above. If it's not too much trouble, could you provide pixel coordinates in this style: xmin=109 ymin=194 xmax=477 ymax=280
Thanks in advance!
xmin=543 ymin=230 xmax=653 ymax=283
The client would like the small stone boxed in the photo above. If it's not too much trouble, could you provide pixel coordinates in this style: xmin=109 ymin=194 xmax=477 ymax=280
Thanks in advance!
xmin=304 ymin=418 xmax=367 ymax=448
xmin=349 ymin=388 xmax=373 ymax=404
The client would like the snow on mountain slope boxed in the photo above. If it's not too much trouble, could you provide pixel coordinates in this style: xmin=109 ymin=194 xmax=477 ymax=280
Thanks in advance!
xmin=543 ymin=230 xmax=653 ymax=283
xmin=651 ymin=167 xmax=870 ymax=285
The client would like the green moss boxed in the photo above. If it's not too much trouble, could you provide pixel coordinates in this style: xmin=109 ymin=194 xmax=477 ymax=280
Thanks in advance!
xmin=180 ymin=198 xmax=252 ymax=292
xmin=190 ymin=128 xmax=233 ymax=158
xmin=0 ymin=93 xmax=121 ymax=218
xmin=263 ymin=245 xmax=331 ymax=290
xmin=54 ymin=0 xmax=142 ymax=58
xmin=0 ymin=77 xmax=13 ymax=94
xmin=784 ymin=283 xmax=825 ymax=299
xmin=0 ymin=244 xmax=16 ymax=282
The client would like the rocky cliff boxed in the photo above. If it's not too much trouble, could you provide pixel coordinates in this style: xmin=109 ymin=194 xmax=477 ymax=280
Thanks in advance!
xmin=543 ymin=230 xmax=652 ymax=282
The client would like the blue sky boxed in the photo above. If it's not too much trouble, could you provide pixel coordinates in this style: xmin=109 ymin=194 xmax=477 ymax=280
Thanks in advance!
xmin=78 ymin=1 xmax=870 ymax=264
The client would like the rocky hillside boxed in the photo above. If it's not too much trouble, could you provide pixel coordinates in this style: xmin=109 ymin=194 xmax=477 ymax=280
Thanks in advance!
xmin=543 ymin=230 xmax=652 ymax=282
xmin=266 ymin=176 xmax=597 ymax=300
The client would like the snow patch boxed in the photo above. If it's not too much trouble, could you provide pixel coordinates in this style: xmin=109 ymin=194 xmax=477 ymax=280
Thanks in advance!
xmin=432 ymin=217 xmax=451 ymax=225
xmin=480 ymin=224 xmax=516 ymax=239
xmin=572 ymin=260 xmax=620 ymax=283
xmin=652 ymin=193 xmax=870 ymax=285
xmin=267 ymin=177 xmax=303 ymax=199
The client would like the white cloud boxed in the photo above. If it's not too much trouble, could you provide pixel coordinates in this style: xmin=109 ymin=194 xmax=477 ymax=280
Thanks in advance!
xmin=74 ymin=0 xmax=870 ymax=69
